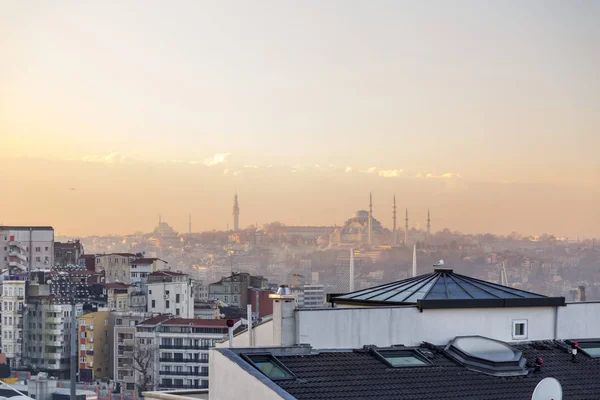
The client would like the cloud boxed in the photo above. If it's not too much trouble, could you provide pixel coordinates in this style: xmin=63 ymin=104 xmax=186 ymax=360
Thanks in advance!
xmin=345 ymin=166 xmax=353 ymax=173
xmin=363 ymin=167 xmax=377 ymax=174
xmin=223 ymin=169 xmax=230 ymax=175
xmin=378 ymin=169 xmax=404 ymax=178
xmin=244 ymin=165 xmax=259 ymax=169
xmin=203 ymin=153 xmax=231 ymax=166
xmin=233 ymin=171 xmax=242 ymax=177
xmin=424 ymin=172 xmax=461 ymax=179
xmin=82 ymin=152 xmax=131 ymax=164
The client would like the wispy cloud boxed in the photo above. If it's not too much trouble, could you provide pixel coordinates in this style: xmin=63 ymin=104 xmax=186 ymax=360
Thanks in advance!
xmin=82 ymin=152 xmax=131 ymax=164
xmin=203 ymin=153 xmax=231 ymax=166
xmin=425 ymin=172 xmax=461 ymax=179
xmin=223 ymin=169 xmax=230 ymax=175
xmin=233 ymin=171 xmax=242 ymax=177
xmin=378 ymin=169 xmax=403 ymax=178
xmin=345 ymin=166 xmax=353 ymax=173
xmin=361 ymin=167 xmax=377 ymax=174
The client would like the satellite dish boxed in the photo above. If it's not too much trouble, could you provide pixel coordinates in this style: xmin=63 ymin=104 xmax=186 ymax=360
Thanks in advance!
xmin=531 ymin=377 xmax=562 ymax=400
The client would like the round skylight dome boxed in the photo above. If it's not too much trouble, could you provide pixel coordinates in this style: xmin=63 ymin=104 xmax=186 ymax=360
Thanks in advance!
xmin=453 ymin=336 xmax=515 ymax=362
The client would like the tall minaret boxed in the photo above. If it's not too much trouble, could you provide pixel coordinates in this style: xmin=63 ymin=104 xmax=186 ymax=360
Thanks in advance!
xmin=368 ymin=192 xmax=373 ymax=245
xmin=404 ymin=208 xmax=409 ymax=246
xmin=392 ymin=195 xmax=397 ymax=245
xmin=427 ymin=209 xmax=431 ymax=239
xmin=233 ymin=192 xmax=240 ymax=231
xmin=189 ymin=213 xmax=192 ymax=235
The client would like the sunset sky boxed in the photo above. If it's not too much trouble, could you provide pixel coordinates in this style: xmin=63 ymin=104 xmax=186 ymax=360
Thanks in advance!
xmin=1 ymin=1 xmax=598 ymax=237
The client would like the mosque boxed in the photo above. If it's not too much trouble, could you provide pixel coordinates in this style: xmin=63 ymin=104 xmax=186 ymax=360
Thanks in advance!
xmin=329 ymin=194 xmax=390 ymax=247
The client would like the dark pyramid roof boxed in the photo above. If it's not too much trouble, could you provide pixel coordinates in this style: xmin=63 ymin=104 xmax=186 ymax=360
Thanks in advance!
xmin=329 ymin=268 xmax=566 ymax=310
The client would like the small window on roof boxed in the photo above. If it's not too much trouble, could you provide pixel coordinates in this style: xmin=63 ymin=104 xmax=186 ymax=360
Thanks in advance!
xmin=243 ymin=354 xmax=295 ymax=380
xmin=373 ymin=349 xmax=431 ymax=368
xmin=512 ymin=320 xmax=527 ymax=340
xmin=576 ymin=341 xmax=600 ymax=358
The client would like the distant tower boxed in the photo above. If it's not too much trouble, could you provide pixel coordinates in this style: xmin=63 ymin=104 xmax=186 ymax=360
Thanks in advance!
xmin=189 ymin=214 xmax=192 ymax=235
xmin=349 ymin=248 xmax=355 ymax=292
xmin=404 ymin=208 xmax=409 ymax=245
xmin=233 ymin=192 xmax=240 ymax=231
xmin=368 ymin=192 xmax=373 ymax=246
xmin=427 ymin=209 xmax=431 ymax=240
xmin=412 ymin=244 xmax=417 ymax=277
xmin=392 ymin=195 xmax=397 ymax=245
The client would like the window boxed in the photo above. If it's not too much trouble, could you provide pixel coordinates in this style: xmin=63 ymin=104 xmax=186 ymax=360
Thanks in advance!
xmin=176 ymin=294 xmax=180 ymax=303
xmin=116 ymin=319 xmax=122 ymax=326
xmin=80 ymin=357 xmax=86 ymax=363
xmin=224 ymin=296 xmax=228 ymax=303
xmin=152 ymin=300 xmax=156 ymax=308
xmin=35 ymin=257 xmax=41 ymax=262
xmin=243 ymin=354 xmax=295 ymax=380
xmin=176 ymin=308 xmax=180 ymax=316
xmin=35 ymin=247 xmax=40 ymax=252
xmin=80 ymin=332 xmax=86 ymax=338
xmin=104 ymin=319 xmax=108 ymax=325
xmin=166 ymin=300 xmax=170 ymax=308
xmin=149 ymin=290 xmax=152 ymax=294
xmin=574 ymin=341 xmax=600 ymax=358
xmin=45 ymin=247 xmax=49 ymax=251
xmin=374 ymin=349 xmax=431 ymax=367
xmin=512 ymin=320 xmax=527 ymax=340
xmin=80 ymin=344 xmax=86 ymax=350
xmin=80 ymin=320 xmax=86 ymax=326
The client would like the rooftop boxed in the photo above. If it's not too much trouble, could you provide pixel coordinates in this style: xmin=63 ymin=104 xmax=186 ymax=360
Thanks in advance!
xmin=329 ymin=268 xmax=566 ymax=310
xmin=149 ymin=270 xmax=186 ymax=277
xmin=138 ymin=315 xmax=235 ymax=327
xmin=132 ymin=257 xmax=168 ymax=264
xmin=224 ymin=339 xmax=600 ymax=399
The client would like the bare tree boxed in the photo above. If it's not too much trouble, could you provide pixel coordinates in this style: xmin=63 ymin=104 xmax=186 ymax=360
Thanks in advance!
xmin=132 ymin=341 xmax=157 ymax=395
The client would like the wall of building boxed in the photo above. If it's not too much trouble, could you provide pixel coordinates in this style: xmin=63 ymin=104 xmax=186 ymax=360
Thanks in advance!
xmin=296 ymin=305 xmax=559 ymax=348
xmin=78 ymin=311 xmax=111 ymax=382
xmin=556 ymin=302 xmax=600 ymax=339
xmin=147 ymin=280 xmax=194 ymax=318
xmin=208 ymin=350 xmax=286 ymax=400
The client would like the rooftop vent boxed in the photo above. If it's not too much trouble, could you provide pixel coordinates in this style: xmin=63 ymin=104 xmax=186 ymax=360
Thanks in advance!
xmin=276 ymin=285 xmax=291 ymax=296
xmin=444 ymin=336 xmax=528 ymax=377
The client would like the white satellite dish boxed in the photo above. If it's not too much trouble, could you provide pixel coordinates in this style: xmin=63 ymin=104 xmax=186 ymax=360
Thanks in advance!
xmin=531 ymin=377 xmax=562 ymax=400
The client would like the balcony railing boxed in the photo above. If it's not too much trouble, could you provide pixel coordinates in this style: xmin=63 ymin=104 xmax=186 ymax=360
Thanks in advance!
xmin=159 ymin=345 xmax=210 ymax=350
xmin=159 ymin=358 xmax=199 ymax=363
xmin=159 ymin=371 xmax=209 ymax=377
xmin=159 ymin=385 xmax=208 ymax=390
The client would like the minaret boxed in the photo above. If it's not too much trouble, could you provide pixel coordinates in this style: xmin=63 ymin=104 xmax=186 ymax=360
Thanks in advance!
xmin=404 ymin=208 xmax=409 ymax=246
xmin=233 ymin=192 xmax=240 ymax=231
xmin=368 ymin=192 xmax=373 ymax=246
xmin=427 ymin=209 xmax=431 ymax=240
xmin=392 ymin=195 xmax=397 ymax=245
xmin=189 ymin=213 xmax=192 ymax=235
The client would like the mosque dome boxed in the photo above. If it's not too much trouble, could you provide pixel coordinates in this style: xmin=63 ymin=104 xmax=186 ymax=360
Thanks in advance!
xmin=353 ymin=210 xmax=369 ymax=219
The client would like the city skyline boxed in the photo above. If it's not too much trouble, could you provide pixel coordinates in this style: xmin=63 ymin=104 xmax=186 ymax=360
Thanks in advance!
xmin=1 ymin=1 xmax=598 ymax=237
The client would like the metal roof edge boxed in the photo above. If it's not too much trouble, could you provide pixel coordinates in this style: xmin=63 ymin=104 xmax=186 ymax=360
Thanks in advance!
xmin=417 ymin=297 xmax=566 ymax=310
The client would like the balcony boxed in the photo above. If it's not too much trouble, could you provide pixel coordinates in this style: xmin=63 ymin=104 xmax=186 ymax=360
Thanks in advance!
xmin=159 ymin=345 xmax=210 ymax=350
xmin=46 ymin=317 xmax=64 ymax=324
xmin=159 ymin=358 xmax=197 ymax=364
xmin=8 ymin=250 xmax=27 ymax=262
xmin=46 ymin=353 xmax=68 ymax=360
xmin=87 ymin=325 xmax=94 ymax=331
xmin=9 ymin=241 xmax=26 ymax=251
xmin=8 ymin=260 xmax=26 ymax=269
xmin=117 ymin=363 xmax=132 ymax=369
xmin=118 ymin=339 xmax=134 ymax=346
xmin=118 ymin=374 xmax=135 ymax=382
xmin=159 ymin=371 xmax=209 ymax=377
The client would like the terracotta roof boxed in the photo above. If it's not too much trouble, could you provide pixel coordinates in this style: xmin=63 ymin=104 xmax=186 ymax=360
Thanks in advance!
xmin=132 ymin=258 xmax=167 ymax=264
xmin=93 ymin=282 xmax=131 ymax=289
xmin=149 ymin=270 xmax=186 ymax=277
xmin=138 ymin=315 xmax=172 ymax=326
xmin=162 ymin=318 xmax=235 ymax=327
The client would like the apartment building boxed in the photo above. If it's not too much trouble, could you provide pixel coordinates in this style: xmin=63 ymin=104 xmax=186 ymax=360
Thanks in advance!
xmin=54 ymin=240 xmax=84 ymax=267
xmin=95 ymin=253 xmax=136 ymax=282
xmin=112 ymin=312 xmax=155 ymax=395
xmin=135 ymin=316 xmax=232 ymax=392
xmin=130 ymin=258 xmax=167 ymax=289
xmin=23 ymin=297 xmax=83 ymax=378
xmin=208 ymin=273 xmax=268 ymax=309
xmin=0 ymin=275 xmax=27 ymax=368
xmin=0 ymin=226 xmax=54 ymax=272
xmin=147 ymin=271 xmax=194 ymax=318
xmin=78 ymin=311 xmax=111 ymax=382
xmin=302 ymin=284 xmax=325 ymax=309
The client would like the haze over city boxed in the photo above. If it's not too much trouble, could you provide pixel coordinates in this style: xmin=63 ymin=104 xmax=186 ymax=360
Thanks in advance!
xmin=1 ymin=1 xmax=598 ymax=237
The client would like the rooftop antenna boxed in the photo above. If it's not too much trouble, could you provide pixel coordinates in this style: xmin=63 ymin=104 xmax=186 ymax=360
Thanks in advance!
xmin=531 ymin=377 xmax=562 ymax=400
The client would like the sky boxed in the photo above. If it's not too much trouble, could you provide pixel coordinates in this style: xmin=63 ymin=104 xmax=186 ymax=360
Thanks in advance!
xmin=0 ymin=1 xmax=598 ymax=237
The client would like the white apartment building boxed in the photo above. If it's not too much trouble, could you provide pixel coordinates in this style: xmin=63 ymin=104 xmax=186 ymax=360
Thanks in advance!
xmin=147 ymin=271 xmax=194 ymax=318
xmin=0 ymin=276 xmax=27 ymax=368
xmin=135 ymin=316 xmax=232 ymax=392
xmin=23 ymin=298 xmax=83 ymax=378
xmin=130 ymin=258 xmax=168 ymax=288
xmin=0 ymin=226 xmax=54 ymax=272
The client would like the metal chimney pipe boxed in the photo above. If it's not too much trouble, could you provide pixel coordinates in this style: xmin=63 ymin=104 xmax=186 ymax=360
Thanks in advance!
xmin=578 ymin=286 xmax=586 ymax=302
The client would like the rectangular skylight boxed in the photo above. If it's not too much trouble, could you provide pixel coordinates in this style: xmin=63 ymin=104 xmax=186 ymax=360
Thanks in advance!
xmin=244 ymin=354 xmax=296 ymax=380
xmin=578 ymin=342 xmax=600 ymax=358
xmin=375 ymin=349 xmax=432 ymax=368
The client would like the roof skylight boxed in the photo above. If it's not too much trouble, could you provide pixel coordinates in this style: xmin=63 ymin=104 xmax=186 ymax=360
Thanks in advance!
xmin=373 ymin=348 xmax=432 ymax=368
xmin=576 ymin=341 xmax=600 ymax=358
xmin=244 ymin=353 xmax=295 ymax=380
xmin=444 ymin=336 xmax=528 ymax=377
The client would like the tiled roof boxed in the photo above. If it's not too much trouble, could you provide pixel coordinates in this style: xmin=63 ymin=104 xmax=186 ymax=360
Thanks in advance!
xmin=263 ymin=342 xmax=599 ymax=400
xmin=96 ymin=282 xmax=130 ymax=289
xmin=132 ymin=258 xmax=167 ymax=264
xmin=149 ymin=270 xmax=185 ymax=277
xmin=162 ymin=318 xmax=234 ymax=327
xmin=138 ymin=315 xmax=172 ymax=326
xmin=330 ymin=268 xmax=566 ymax=309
